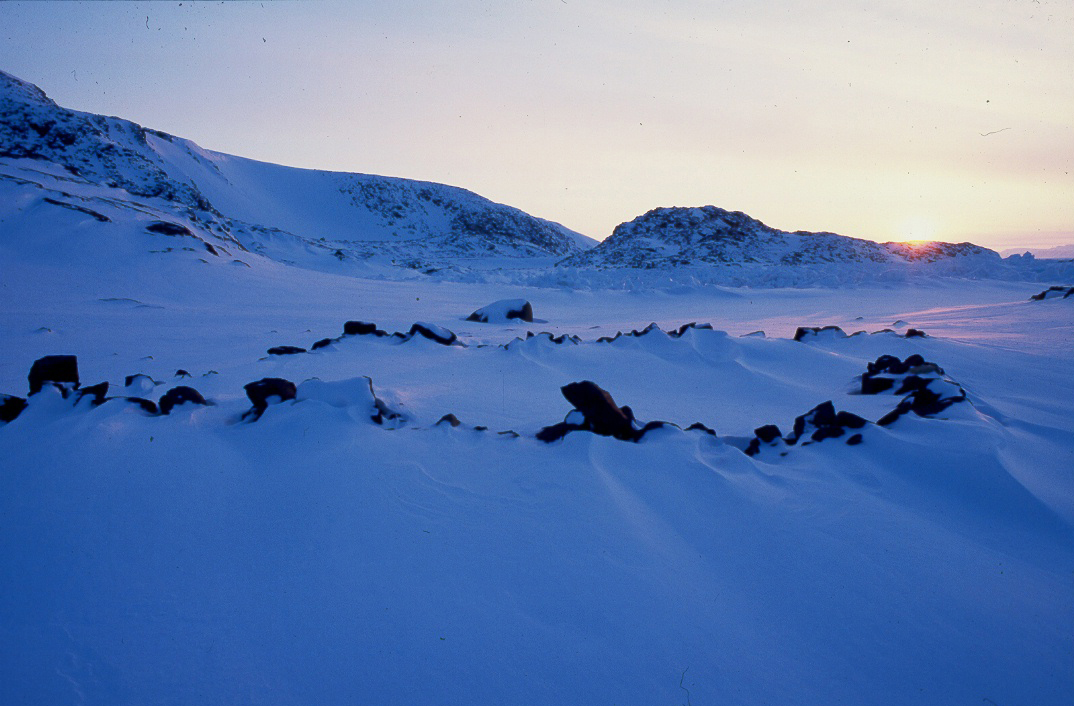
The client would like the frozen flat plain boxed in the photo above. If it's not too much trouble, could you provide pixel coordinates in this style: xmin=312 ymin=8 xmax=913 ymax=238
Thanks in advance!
xmin=1 ymin=218 xmax=1072 ymax=705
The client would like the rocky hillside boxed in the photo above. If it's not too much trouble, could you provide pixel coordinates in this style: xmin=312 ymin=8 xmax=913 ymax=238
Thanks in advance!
xmin=560 ymin=206 xmax=999 ymax=269
xmin=0 ymin=70 xmax=591 ymax=269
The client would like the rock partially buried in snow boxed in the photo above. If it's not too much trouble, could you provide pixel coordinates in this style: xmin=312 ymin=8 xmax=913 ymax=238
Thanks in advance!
xmin=793 ymin=326 xmax=847 ymax=342
xmin=243 ymin=377 xmax=298 ymax=421
xmin=408 ymin=322 xmax=458 ymax=345
xmin=466 ymin=299 xmax=534 ymax=323
xmin=1029 ymin=285 xmax=1074 ymax=301
xmin=267 ymin=345 xmax=306 ymax=356
xmin=343 ymin=320 xmax=379 ymax=336
xmin=0 ymin=394 xmax=28 ymax=423
xmin=28 ymin=354 xmax=79 ymax=395
xmin=158 ymin=386 xmax=208 ymax=415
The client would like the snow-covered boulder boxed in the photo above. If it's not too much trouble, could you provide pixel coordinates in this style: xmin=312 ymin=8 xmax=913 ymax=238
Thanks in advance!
xmin=466 ymin=299 xmax=534 ymax=323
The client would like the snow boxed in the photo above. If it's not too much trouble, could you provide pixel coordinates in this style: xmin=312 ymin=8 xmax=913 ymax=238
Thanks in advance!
xmin=2 ymin=69 xmax=1073 ymax=706
xmin=2 ymin=222 xmax=1073 ymax=705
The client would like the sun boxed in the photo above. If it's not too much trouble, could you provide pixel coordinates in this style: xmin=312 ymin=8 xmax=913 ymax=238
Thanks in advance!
xmin=896 ymin=216 xmax=939 ymax=243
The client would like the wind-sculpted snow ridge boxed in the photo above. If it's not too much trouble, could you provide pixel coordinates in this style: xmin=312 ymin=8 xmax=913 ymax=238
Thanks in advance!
xmin=744 ymin=354 xmax=968 ymax=457
xmin=270 ymin=319 xmax=934 ymax=359
xmin=0 ymin=70 xmax=590 ymax=273
xmin=0 ymin=352 xmax=973 ymax=462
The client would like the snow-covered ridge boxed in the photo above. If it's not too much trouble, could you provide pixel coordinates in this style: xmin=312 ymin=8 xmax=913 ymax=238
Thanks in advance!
xmin=0 ymin=69 xmax=591 ymax=266
xmin=561 ymin=205 xmax=1000 ymax=269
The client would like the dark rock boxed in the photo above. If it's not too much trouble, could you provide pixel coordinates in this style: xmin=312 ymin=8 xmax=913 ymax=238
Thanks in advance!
xmin=1030 ymin=285 xmax=1074 ymax=301
xmin=904 ymin=354 xmax=925 ymax=368
xmin=408 ymin=322 xmax=457 ymax=345
xmin=28 ymin=355 xmax=78 ymax=395
xmin=792 ymin=401 xmax=837 ymax=439
xmin=311 ymin=338 xmax=335 ymax=350
xmin=243 ymin=378 xmax=297 ymax=420
xmin=536 ymin=422 xmax=582 ymax=443
xmin=437 ymin=413 xmax=462 ymax=427
xmin=637 ymin=420 xmax=679 ymax=438
xmin=125 ymin=373 xmax=157 ymax=388
xmin=343 ymin=321 xmax=378 ymax=336
xmin=754 ymin=424 xmax=782 ymax=443
xmin=158 ymin=386 xmax=207 ymax=415
xmin=867 ymin=355 xmax=904 ymax=375
xmin=121 ymin=397 xmax=159 ymax=415
xmin=861 ymin=374 xmax=895 ymax=394
xmin=834 ymin=411 xmax=867 ymax=429
xmin=267 ymin=345 xmax=306 ymax=356
xmin=685 ymin=422 xmax=717 ymax=436
xmin=42 ymin=197 xmax=110 ymax=222
xmin=846 ymin=433 xmax=863 ymax=445
xmin=76 ymin=381 xmax=109 ymax=406
xmin=793 ymin=325 xmax=846 ymax=342
xmin=0 ymin=394 xmax=28 ymax=423
xmin=560 ymin=381 xmax=636 ymax=441
xmin=175 ymin=369 xmax=191 ymax=378
xmin=672 ymin=322 xmax=714 ymax=337
xmin=204 ymin=241 xmax=219 ymax=256
xmin=146 ymin=221 xmax=194 ymax=237
xmin=904 ymin=328 xmax=927 ymax=338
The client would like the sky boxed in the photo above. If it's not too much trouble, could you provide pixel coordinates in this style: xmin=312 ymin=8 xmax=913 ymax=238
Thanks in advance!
xmin=1 ymin=0 xmax=1071 ymax=249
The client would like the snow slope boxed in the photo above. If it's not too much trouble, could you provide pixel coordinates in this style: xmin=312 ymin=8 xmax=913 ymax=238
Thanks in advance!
xmin=1 ymin=199 xmax=1072 ymax=705
xmin=0 ymin=69 xmax=593 ymax=273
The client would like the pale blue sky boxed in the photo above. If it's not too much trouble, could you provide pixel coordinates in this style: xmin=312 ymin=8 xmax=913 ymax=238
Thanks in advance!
xmin=2 ymin=0 xmax=1071 ymax=248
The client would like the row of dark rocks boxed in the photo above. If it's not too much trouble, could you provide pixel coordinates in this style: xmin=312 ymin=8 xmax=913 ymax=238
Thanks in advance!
xmin=2 ymin=354 xmax=209 ymax=418
xmin=264 ymin=318 xmax=932 ymax=359
xmin=793 ymin=325 xmax=927 ymax=341
xmin=1029 ymin=285 xmax=1074 ymax=301
xmin=267 ymin=320 xmax=459 ymax=356
xmin=744 ymin=354 xmax=966 ymax=456
xmin=2 ymin=355 xmax=402 ymax=426
xmin=4 ymin=353 xmax=969 ymax=461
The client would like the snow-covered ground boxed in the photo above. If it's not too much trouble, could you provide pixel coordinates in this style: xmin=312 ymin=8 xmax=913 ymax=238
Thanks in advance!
xmin=2 ymin=204 xmax=1072 ymax=705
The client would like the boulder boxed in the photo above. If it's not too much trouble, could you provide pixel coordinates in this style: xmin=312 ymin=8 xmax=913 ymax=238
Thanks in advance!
xmin=76 ymin=381 xmax=109 ymax=406
xmin=28 ymin=355 xmax=79 ymax=395
xmin=466 ymin=299 xmax=534 ymax=323
xmin=793 ymin=325 xmax=847 ymax=342
xmin=267 ymin=345 xmax=306 ymax=356
xmin=408 ymin=322 xmax=457 ymax=345
xmin=343 ymin=321 xmax=379 ymax=336
xmin=158 ymin=386 xmax=207 ymax=415
xmin=0 ymin=394 xmax=27 ymax=423
xmin=243 ymin=378 xmax=297 ymax=420
xmin=560 ymin=381 xmax=636 ymax=441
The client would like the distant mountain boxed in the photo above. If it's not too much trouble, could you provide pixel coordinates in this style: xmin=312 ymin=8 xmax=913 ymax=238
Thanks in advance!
xmin=1001 ymin=244 xmax=1074 ymax=259
xmin=560 ymin=206 xmax=998 ymax=269
xmin=0 ymin=70 xmax=593 ymax=271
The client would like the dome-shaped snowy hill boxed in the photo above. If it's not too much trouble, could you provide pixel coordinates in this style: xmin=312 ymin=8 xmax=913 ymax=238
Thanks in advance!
xmin=560 ymin=205 xmax=999 ymax=269
xmin=0 ymin=70 xmax=592 ymax=270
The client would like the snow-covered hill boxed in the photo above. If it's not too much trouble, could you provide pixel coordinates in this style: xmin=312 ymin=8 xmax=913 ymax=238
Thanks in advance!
xmin=0 ymin=70 xmax=592 ymax=272
xmin=561 ymin=205 xmax=999 ymax=269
